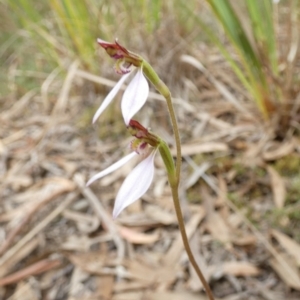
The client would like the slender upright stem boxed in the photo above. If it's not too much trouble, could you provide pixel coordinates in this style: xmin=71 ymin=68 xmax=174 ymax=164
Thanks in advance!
xmin=142 ymin=60 xmax=181 ymax=182
xmin=170 ymin=185 xmax=215 ymax=300
xmin=142 ymin=59 xmax=214 ymax=299
xmin=164 ymin=92 xmax=214 ymax=300
xmin=165 ymin=94 xmax=181 ymax=182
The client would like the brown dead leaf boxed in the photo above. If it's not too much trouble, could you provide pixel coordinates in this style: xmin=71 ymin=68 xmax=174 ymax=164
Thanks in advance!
xmin=118 ymin=226 xmax=160 ymax=244
xmin=227 ymin=213 xmax=244 ymax=229
xmin=95 ymin=275 xmax=114 ymax=300
xmin=2 ymin=90 xmax=36 ymax=120
xmin=67 ymin=252 xmax=108 ymax=276
xmin=114 ymin=281 xmax=149 ymax=293
xmin=9 ymin=281 xmax=39 ymax=300
xmin=6 ymin=175 xmax=33 ymax=191
xmin=117 ymin=214 xmax=161 ymax=227
xmin=0 ymin=177 xmax=76 ymax=223
xmin=153 ymin=177 xmax=168 ymax=198
xmin=112 ymin=291 xmax=144 ymax=300
xmin=263 ymin=140 xmax=295 ymax=161
xmin=232 ymin=235 xmax=257 ymax=246
xmin=68 ymin=267 xmax=90 ymax=298
xmin=53 ymin=60 xmax=79 ymax=113
xmin=164 ymin=207 xmax=205 ymax=266
xmin=62 ymin=210 xmax=100 ymax=233
xmin=205 ymin=211 xmax=232 ymax=246
xmin=187 ymin=234 xmax=209 ymax=292
xmin=127 ymin=257 xmax=177 ymax=288
xmin=145 ymin=204 xmax=176 ymax=225
xmin=267 ymin=166 xmax=286 ymax=208
xmin=271 ymin=229 xmax=300 ymax=267
xmin=171 ymin=142 xmax=228 ymax=156
xmin=243 ymin=140 xmax=266 ymax=166
xmin=144 ymin=291 xmax=208 ymax=300
xmin=202 ymin=186 xmax=232 ymax=247
xmin=181 ymin=54 xmax=252 ymax=117
xmin=221 ymin=261 xmax=260 ymax=276
xmin=0 ymin=238 xmax=39 ymax=278
xmin=0 ymin=258 xmax=61 ymax=286
xmin=125 ymin=259 xmax=158 ymax=284
xmin=208 ymin=261 xmax=260 ymax=282
xmin=0 ymin=193 xmax=77 ymax=269
xmin=61 ymin=235 xmax=92 ymax=252
xmin=216 ymin=176 xmax=228 ymax=206
xmin=270 ymin=253 xmax=300 ymax=290
xmin=52 ymin=156 xmax=77 ymax=176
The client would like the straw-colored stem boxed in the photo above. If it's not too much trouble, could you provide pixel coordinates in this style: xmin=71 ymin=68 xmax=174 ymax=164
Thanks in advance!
xmin=165 ymin=93 xmax=181 ymax=182
xmin=143 ymin=59 xmax=214 ymax=299
xmin=170 ymin=184 xmax=215 ymax=300
xmin=142 ymin=60 xmax=181 ymax=182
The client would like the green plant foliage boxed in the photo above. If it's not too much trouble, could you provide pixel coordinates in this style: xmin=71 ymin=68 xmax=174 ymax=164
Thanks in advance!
xmin=273 ymin=155 xmax=300 ymax=176
xmin=2 ymin=0 xmax=203 ymax=88
xmin=181 ymin=0 xmax=300 ymax=119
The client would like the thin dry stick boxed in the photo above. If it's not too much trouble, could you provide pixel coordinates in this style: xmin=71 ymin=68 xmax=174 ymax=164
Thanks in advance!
xmin=0 ymin=259 xmax=61 ymax=286
xmin=31 ymin=61 xmax=78 ymax=153
xmin=0 ymin=184 xmax=76 ymax=256
xmin=224 ymin=197 xmax=300 ymax=288
xmin=73 ymin=174 xmax=125 ymax=263
xmin=0 ymin=192 xmax=77 ymax=267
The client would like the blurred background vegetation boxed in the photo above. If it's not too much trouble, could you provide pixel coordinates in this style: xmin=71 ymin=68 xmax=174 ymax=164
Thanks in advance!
xmin=2 ymin=0 xmax=300 ymax=122
xmin=1 ymin=0 xmax=300 ymax=227
xmin=1 ymin=0 xmax=197 ymax=95
xmin=2 ymin=1 xmax=300 ymax=295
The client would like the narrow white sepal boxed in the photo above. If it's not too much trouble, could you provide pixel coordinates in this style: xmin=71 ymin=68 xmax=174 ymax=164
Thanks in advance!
xmin=113 ymin=150 xmax=156 ymax=218
xmin=86 ymin=152 xmax=137 ymax=186
xmin=97 ymin=38 xmax=108 ymax=44
xmin=92 ymin=73 xmax=131 ymax=124
xmin=121 ymin=68 xmax=149 ymax=125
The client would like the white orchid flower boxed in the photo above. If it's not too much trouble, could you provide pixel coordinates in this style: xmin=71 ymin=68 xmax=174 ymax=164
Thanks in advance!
xmin=86 ymin=148 xmax=156 ymax=218
xmin=93 ymin=69 xmax=149 ymax=125
xmin=94 ymin=39 xmax=149 ymax=125
xmin=86 ymin=119 xmax=176 ymax=219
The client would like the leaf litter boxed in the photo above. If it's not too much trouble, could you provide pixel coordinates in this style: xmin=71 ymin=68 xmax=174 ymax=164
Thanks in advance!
xmin=1 ymin=42 xmax=300 ymax=300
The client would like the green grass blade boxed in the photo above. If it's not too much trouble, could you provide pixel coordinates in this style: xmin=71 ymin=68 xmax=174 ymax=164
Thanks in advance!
xmin=246 ymin=0 xmax=278 ymax=75
xmin=207 ymin=1 xmax=256 ymax=61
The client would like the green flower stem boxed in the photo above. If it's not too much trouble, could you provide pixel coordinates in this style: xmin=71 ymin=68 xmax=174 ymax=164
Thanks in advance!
xmin=142 ymin=60 xmax=181 ymax=184
xmin=143 ymin=59 xmax=215 ymax=300
xmin=165 ymin=93 xmax=182 ymax=183
xmin=157 ymin=138 xmax=215 ymax=300
xmin=158 ymin=140 xmax=176 ymax=187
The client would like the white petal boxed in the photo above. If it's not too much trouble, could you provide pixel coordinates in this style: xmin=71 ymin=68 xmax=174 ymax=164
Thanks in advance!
xmin=113 ymin=150 xmax=156 ymax=218
xmin=93 ymin=73 xmax=131 ymax=124
xmin=121 ymin=68 xmax=149 ymax=125
xmin=86 ymin=152 xmax=137 ymax=186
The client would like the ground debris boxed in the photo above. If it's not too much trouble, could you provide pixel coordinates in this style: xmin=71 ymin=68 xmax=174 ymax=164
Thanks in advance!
xmin=1 ymin=50 xmax=300 ymax=300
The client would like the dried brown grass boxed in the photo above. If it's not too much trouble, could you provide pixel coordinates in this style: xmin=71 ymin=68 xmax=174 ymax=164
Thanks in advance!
xmin=1 ymin=25 xmax=300 ymax=300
